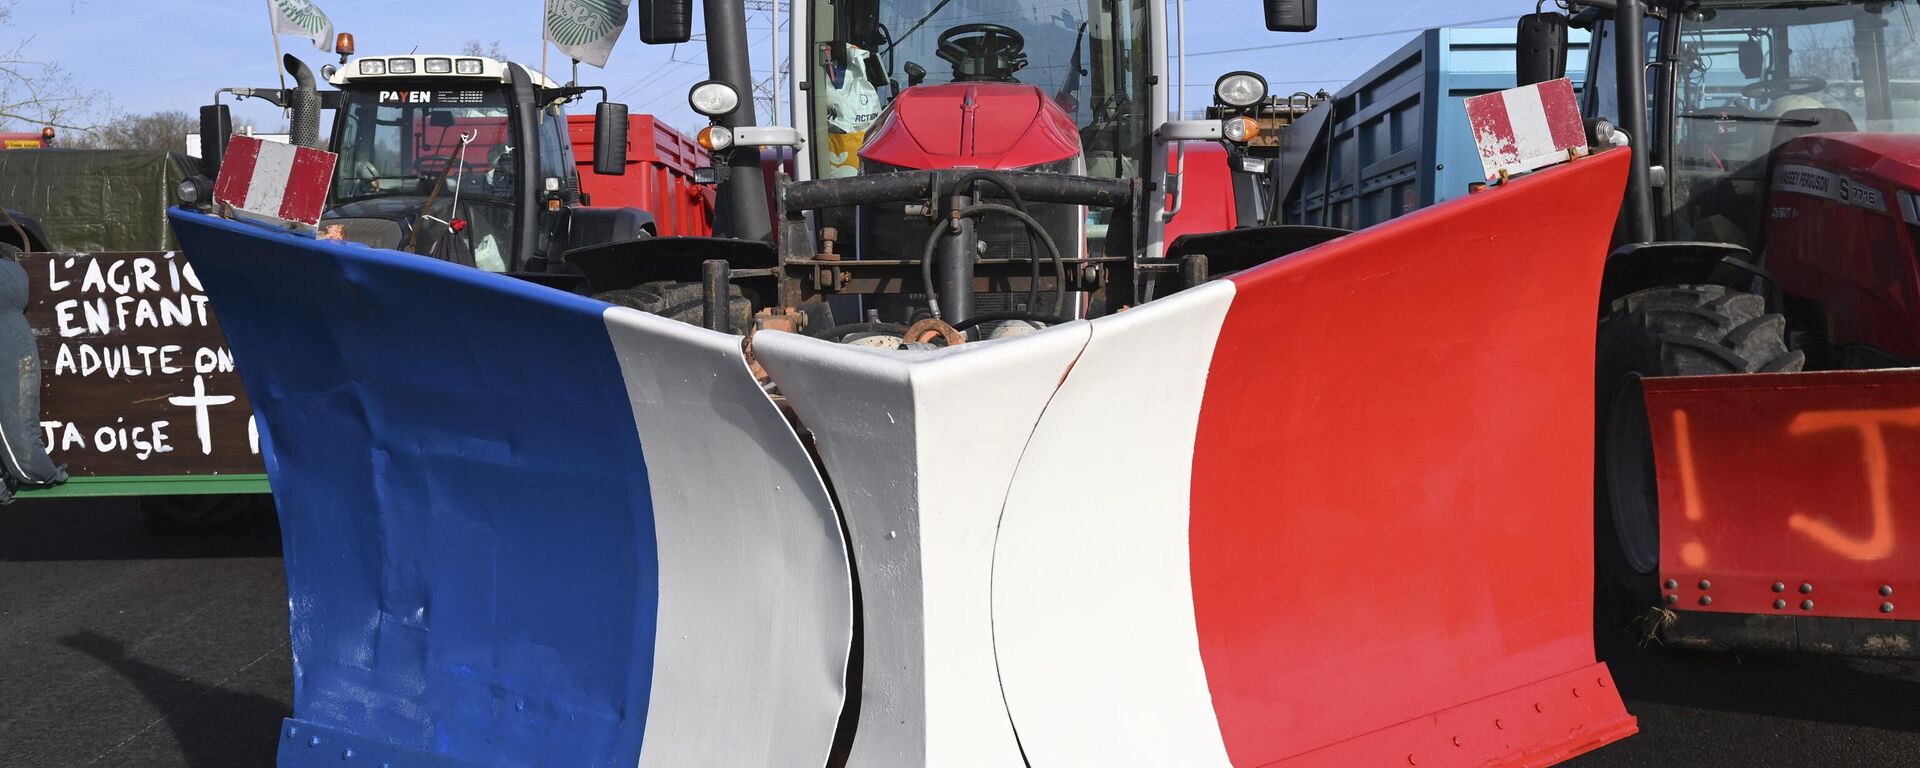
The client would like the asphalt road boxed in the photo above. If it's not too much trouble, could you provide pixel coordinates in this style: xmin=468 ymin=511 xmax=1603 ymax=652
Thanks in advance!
xmin=5 ymin=498 xmax=1920 ymax=767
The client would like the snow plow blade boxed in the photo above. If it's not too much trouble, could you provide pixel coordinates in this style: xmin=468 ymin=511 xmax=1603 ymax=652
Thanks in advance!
xmin=169 ymin=147 xmax=1634 ymax=767
xmin=988 ymin=149 xmax=1637 ymax=767
xmin=167 ymin=213 xmax=853 ymax=768
xmin=1643 ymin=369 xmax=1920 ymax=654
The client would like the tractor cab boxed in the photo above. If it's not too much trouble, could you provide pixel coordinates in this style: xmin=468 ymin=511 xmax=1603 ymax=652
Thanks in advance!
xmin=1576 ymin=0 xmax=1920 ymax=365
xmin=797 ymin=0 xmax=1153 ymax=183
xmin=198 ymin=48 xmax=645 ymax=277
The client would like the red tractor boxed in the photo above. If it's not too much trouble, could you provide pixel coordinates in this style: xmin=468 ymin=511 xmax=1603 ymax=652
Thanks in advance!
xmin=1523 ymin=0 xmax=1920 ymax=652
xmin=567 ymin=0 xmax=1331 ymax=336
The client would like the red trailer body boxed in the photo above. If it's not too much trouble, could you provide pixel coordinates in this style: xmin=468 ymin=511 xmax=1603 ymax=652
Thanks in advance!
xmin=1 ymin=130 xmax=52 ymax=149
xmin=568 ymin=114 xmax=713 ymax=237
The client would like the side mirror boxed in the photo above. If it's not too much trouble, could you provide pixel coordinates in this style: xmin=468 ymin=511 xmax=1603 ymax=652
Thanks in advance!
xmin=847 ymin=5 xmax=881 ymax=48
xmin=198 ymin=104 xmax=233 ymax=177
xmin=1516 ymin=12 xmax=1570 ymax=86
xmin=637 ymin=0 xmax=693 ymax=45
xmin=595 ymin=101 xmax=630 ymax=176
xmin=1264 ymin=0 xmax=1316 ymax=32
xmin=1738 ymin=40 xmax=1764 ymax=78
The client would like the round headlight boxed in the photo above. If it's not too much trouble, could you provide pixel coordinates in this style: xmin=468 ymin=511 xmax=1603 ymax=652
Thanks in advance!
xmin=1214 ymin=71 xmax=1268 ymax=108
xmin=689 ymin=81 xmax=741 ymax=117
xmin=176 ymin=176 xmax=212 ymax=207
xmin=1221 ymin=116 xmax=1260 ymax=144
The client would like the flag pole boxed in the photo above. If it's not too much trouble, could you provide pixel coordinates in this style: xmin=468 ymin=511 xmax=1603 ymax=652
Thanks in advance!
xmin=266 ymin=0 xmax=290 ymax=119
xmin=540 ymin=0 xmax=550 ymax=82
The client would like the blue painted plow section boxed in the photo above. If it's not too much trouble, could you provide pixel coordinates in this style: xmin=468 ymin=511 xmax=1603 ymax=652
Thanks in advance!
xmin=168 ymin=211 xmax=852 ymax=768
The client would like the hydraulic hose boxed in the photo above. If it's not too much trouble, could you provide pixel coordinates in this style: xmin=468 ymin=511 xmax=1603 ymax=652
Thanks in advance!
xmin=919 ymin=202 xmax=1067 ymax=321
xmin=947 ymin=171 xmax=1049 ymax=313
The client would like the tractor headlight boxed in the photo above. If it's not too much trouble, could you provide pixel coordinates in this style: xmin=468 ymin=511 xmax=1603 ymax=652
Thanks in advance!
xmin=387 ymin=57 xmax=416 ymax=75
xmin=358 ymin=58 xmax=386 ymax=76
xmin=1222 ymin=116 xmax=1261 ymax=144
xmin=424 ymin=57 xmax=452 ymax=74
xmin=455 ymin=58 xmax=485 ymax=75
xmin=1214 ymin=71 xmax=1268 ymax=108
xmin=689 ymin=80 xmax=740 ymax=117
xmin=177 ymin=176 xmax=213 ymax=208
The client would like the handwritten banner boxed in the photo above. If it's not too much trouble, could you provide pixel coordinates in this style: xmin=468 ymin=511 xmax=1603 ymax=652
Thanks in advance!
xmin=21 ymin=251 xmax=262 ymax=476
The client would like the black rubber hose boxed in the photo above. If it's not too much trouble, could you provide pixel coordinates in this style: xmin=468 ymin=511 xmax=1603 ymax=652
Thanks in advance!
xmin=920 ymin=218 xmax=953 ymax=319
xmin=948 ymin=171 xmax=1046 ymax=313
xmin=919 ymin=202 xmax=1068 ymax=320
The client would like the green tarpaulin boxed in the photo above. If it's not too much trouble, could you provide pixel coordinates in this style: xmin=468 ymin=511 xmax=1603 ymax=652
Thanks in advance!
xmin=0 ymin=150 xmax=203 ymax=252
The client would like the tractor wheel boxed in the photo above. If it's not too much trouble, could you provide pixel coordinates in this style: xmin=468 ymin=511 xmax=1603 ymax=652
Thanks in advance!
xmin=593 ymin=280 xmax=751 ymax=334
xmin=1593 ymin=285 xmax=1805 ymax=626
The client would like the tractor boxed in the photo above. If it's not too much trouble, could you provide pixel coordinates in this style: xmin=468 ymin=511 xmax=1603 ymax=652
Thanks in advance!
xmin=568 ymin=0 xmax=1337 ymax=337
xmin=196 ymin=37 xmax=652 ymax=276
xmin=1521 ymin=0 xmax=1920 ymax=652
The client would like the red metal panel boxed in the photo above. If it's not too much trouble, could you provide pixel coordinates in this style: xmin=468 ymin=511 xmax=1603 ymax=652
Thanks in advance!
xmin=568 ymin=114 xmax=713 ymax=237
xmin=1645 ymin=369 xmax=1920 ymax=620
xmin=1161 ymin=143 xmax=1239 ymax=243
xmin=1190 ymin=149 xmax=1635 ymax=766
xmin=858 ymin=83 xmax=1080 ymax=171
xmin=1764 ymin=135 xmax=1920 ymax=361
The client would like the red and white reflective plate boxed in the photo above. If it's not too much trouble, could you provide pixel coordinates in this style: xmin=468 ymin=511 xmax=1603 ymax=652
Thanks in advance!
xmin=1465 ymin=78 xmax=1588 ymax=181
xmin=211 ymin=134 xmax=335 ymax=233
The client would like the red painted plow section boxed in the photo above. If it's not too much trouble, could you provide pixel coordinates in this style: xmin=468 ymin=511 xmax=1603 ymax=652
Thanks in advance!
xmin=1193 ymin=149 xmax=1635 ymax=767
xmin=992 ymin=150 xmax=1637 ymax=767
xmin=1645 ymin=369 xmax=1920 ymax=620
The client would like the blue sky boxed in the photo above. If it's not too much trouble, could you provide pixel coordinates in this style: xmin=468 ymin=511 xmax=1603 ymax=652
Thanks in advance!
xmin=10 ymin=0 xmax=1541 ymax=137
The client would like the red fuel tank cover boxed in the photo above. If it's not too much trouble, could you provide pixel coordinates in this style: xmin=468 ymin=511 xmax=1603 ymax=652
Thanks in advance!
xmin=859 ymin=83 xmax=1080 ymax=171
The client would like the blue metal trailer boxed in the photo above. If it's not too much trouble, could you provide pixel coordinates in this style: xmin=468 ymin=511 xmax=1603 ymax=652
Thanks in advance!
xmin=1288 ymin=27 xmax=1590 ymax=229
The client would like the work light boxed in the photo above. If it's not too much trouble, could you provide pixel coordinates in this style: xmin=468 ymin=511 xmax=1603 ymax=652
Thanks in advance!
xmin=1214 ymin=71 xmax=1268 ymax=108
xmin=689 ymin=81 xmax=741 ymax=117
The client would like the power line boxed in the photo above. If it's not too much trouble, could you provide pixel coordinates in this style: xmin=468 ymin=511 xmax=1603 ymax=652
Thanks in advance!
xmin=1185 ymin=15 xmax=1516 ymax=59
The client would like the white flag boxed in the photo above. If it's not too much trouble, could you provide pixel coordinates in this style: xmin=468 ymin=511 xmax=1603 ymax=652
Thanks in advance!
xmin=545 ymin=0 xmax=631 ymax=69
xmin=269 ymin=0 xmax=335 ymax=53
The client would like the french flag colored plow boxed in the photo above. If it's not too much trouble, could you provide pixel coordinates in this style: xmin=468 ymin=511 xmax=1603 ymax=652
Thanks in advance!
xmin=168 ymin=214 xmax=852 ymax=768
xmin=169 ymin=147 xmax=1636 ymax=766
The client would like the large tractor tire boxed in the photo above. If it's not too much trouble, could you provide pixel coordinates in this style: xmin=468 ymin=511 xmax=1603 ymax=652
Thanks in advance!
xmin=594 ymin=280 xmax=752 ymax=334
xmin=1593 ymin=285 xmax=1805 ymax=626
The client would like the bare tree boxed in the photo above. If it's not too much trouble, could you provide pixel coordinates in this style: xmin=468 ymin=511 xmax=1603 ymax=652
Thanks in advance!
xmin=463 ymin=40 xmax=510 ymax=60
xmin=0 ymin=0 xmax=100 ymax=132
xmin=64 ymin=110 xmax=200 ymax=151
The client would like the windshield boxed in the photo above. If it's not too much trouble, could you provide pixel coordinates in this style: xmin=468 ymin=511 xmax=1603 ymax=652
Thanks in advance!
xmin=1670 ymin=1 xmax=1920 ymax=245
xmin=330 ymin=86 xmax=521 ymax=270
xmin=806 ymin=0 xmax=1151 ymax=180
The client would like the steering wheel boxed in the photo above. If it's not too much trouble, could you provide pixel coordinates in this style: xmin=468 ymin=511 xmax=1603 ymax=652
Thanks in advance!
xmin=936 ymin=23 xmax=1028 ymax=82
xmin=415 ymin=155 xmax=454 ymax=178
xmin=1742 ymin=77 xmax=1828 ymax=99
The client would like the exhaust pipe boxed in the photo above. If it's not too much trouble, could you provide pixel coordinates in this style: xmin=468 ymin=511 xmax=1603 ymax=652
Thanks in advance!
xmin=284 ymin=54 xmax=322 ymax=150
